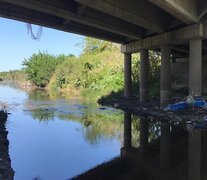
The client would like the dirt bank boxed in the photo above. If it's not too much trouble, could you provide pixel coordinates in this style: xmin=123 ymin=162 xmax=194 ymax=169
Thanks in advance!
xmin=0 ymin=111 xmax=14 ymax=180
xmin=99 ymin=96 xmax=207 ymax=123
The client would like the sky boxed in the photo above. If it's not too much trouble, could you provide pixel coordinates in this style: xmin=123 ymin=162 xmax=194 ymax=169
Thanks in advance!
xmin=0 ymin=17 xmax=84 ymax=71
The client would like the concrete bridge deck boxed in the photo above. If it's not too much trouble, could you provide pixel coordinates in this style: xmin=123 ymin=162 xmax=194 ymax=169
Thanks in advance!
xmin=1 ymin=0 xmax=207 ymax=105
xmin=0 ymin=0 xmax=206 ymax=43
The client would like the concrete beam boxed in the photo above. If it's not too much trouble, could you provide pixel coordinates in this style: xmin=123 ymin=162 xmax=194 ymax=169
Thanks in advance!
xmin=0 ymin=0 xmax=142 ymax=40
xmin=0 ymin=2 xmax=126 ymax=43
xmin=121 ymin=24 xmax=203 ymax=53
xmin=74 ymin=0 xmax=165 ymax=33
xmin=170 ymin=46 xmax=188 ymax=55
xmin=198 ymin=1 xmax=207 ymax=19
xmin=63 ymin=4 xmax=87 ymax=25
xmin=149 ymin=0 xmax=198 ymax=24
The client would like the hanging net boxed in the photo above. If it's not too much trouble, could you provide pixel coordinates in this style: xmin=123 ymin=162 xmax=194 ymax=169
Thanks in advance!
xmin=26 ymin=23 xmax=43 ymax=40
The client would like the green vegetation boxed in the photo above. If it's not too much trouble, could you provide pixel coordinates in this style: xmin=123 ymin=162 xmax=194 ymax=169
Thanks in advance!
xmin=0 ymin=70 xmax=26 ymax=82
xmin=49 ymin=49 xmax=124 ymax=100
xmin=0 ymin=37 xmax=161 ymax=102
xmin=26 ymin=104 xmax=139 ymax=145
xmin=22 ymin=52 xmax=65 ymax=87
xmin=48 ymin=38 xmax=160 ymax=101
xmin=27 ymin=104 xmax=160 ymax=146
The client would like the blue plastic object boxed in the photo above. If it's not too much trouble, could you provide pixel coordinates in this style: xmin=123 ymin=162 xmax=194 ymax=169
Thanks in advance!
xmin=193 ymin=100 xmax=206 ymax=107
xmin=165 ymin=102 xmax=187 ymax=111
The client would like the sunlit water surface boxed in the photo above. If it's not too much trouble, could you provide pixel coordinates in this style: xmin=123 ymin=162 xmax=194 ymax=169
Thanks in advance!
xmin=0 ymin=82 xmax=124 ymax=180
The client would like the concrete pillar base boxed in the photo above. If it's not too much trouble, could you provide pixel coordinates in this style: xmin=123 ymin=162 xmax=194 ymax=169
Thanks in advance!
xmin=160 ymin=90 xmax=171 ymax=107
xmin=140 ymin=89 xmax=148 ymax=103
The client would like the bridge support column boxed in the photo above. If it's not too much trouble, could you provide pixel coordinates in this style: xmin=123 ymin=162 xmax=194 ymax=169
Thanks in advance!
xmin=140 ymin=49 xmax=149 ymax=103
xmin=160 ymin=45 xmax=171 ymax=106
xmin=189 ymin=37 xmax=202 ymax=96
xmin=124 ymin=112 xmax=132 ymax=148
xmin=140 ymin=118 xmax=149 ymax=155
xmin=124 ymin=53 xmax=132 ymax=98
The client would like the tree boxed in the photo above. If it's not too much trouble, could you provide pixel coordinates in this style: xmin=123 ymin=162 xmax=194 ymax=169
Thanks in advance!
xmin=82 ymin=37 xmax=117 ymax=54
xmin=22 ymin=51 xmax=64 ymax=87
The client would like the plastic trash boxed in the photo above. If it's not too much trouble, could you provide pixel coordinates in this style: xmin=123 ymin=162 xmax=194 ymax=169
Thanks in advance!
xmin=164 ymin=96 xmax=207 ymax=111
xmin=193 ymin=99 xmax=206 ymax=107
xmin=186 ymin=95 xmax=194 ymax=104
xmin=164 ymin=102 xmax=187 ymax=111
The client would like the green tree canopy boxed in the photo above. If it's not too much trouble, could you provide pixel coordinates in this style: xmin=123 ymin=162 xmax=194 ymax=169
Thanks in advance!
xmin=82 ymin=37 xmax=117 ymax=54
xmin=22 ymin=51 xmax=65 ymax=87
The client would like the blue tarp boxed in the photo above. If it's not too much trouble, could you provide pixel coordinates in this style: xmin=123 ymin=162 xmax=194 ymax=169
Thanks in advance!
xmin=165 ymin=102 xmax=187 ymax=111
xmin=193 ymin=99 xmax=206 ymax=107
xmin=165 ymin=99 xmax=207 ymax=111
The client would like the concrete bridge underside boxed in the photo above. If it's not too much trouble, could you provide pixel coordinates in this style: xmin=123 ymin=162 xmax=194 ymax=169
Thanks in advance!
xmin=1 ymin=0 xmax=207 ymax=105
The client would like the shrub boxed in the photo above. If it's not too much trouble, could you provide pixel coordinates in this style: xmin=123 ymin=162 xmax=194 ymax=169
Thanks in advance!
xmin=22 ymin=51 xmax=64 ymax=87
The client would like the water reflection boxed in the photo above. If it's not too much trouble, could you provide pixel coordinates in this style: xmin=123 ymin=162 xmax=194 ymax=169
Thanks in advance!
xmin=123 ymin=112 xmax=131 ymax=148
xmin=25 ymin=106 xmax=124 ymax=144
xmin=188 ymin=129 xmax=207 ymax=180
xmin=74 ymin=113 xmax=207 ymax=180
xmin=0 ymin=113 xmax=14 ymax=180
xmin=2 ymin=82 xmax=206 ymax=179
xmin=0 ymin=82 xmax=125 ymax=180
xmin=160 ymin=121 xmax=170 ymax=167
xmin=140 ymin=118 xmax=149 ymax=155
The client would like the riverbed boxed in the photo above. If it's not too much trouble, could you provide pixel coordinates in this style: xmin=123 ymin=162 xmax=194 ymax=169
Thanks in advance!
xmin=0 ymin=82 xmax=124 ymax=180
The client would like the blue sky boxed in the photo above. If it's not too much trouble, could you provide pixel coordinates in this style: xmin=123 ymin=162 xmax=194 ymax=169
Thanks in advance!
xmin=0 ymin=17 xmax=83 ymax=71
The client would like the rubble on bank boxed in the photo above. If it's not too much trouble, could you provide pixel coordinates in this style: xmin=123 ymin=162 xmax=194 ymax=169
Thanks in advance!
xmin=99 ymin=96 xmax=207 ymax=125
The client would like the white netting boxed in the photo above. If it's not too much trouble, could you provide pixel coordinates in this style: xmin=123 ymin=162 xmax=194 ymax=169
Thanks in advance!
xmin=26 ymin=23 xmax=43 ymax=40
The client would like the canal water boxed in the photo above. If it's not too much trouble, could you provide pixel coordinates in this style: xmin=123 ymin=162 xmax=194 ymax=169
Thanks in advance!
xmin=0 ymin=82 xmax=124 ymax=180
xmin=1 ymin=82 xmax=207 ymax=180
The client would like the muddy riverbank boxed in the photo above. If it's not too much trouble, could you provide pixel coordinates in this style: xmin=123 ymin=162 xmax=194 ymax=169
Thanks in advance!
xmin=99 ymin=96 xmax=207 ymax=123
xmin=0 ymin=111 xmax=14 ymax=180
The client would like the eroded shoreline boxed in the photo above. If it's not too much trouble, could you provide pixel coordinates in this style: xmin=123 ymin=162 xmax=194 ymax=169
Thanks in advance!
xmin=0 ymin=112 xmax=14 ymax=180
